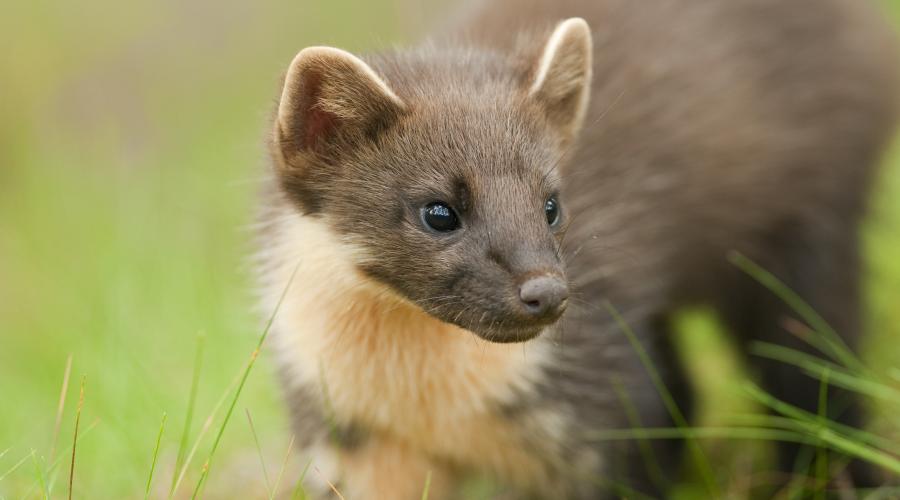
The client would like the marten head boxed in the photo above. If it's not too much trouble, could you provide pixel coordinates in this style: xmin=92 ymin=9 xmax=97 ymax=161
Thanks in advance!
xmin=271 ymin=19 xmax=592 ymax=343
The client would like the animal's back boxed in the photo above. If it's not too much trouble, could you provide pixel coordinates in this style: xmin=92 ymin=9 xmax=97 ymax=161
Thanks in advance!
xmin=453 ymin=0 xmax=900 ymax=307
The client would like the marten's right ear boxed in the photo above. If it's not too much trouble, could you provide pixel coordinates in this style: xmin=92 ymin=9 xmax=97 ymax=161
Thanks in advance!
xmin=275 ymin=47 xmax=405 ymax=162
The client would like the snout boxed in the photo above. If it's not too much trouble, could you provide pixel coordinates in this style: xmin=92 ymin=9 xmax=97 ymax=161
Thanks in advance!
xmin=517 ymin=274 xmax=568 ymax=322
xmin=438 ymin=270 xmax=569 ymax=344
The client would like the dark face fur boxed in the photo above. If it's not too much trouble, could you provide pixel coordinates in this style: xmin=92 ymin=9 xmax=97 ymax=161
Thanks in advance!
xmin=272 ymin=21 xmax=592 ymax=342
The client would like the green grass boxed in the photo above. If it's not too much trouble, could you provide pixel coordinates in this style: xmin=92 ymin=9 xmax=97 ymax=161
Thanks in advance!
xmin=1 ymin=0 xmax=900 ymax=498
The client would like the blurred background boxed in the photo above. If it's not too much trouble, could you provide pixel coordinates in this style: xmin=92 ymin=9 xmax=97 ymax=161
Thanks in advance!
xmin=1 ymin=1 xmax=899 ymax=498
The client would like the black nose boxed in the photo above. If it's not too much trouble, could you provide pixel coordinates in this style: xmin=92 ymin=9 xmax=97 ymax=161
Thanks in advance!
xmin=518 ymin=275 xmax=569 ymax=319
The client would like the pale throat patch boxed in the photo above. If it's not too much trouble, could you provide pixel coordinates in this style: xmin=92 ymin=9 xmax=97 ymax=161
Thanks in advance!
xmin=260 ymin=210 xmax=555 ymax=471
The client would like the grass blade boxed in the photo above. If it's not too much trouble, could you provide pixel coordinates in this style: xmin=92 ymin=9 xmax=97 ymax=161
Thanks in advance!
xmin=31 ymin=450 xmax=49 ymax=500
xmin=744 ymin=383 xmax=900 ymax=474
xmin=726 ymin=413 xmax=897 ymax=451
xmin=291 ymin=458 xmax=313 ymax=500
xmin=68 ymin=376 xmax=85 ymax=500
xmin=315 ymin=467 xmax=345 ymax=500
xmin=169 ymin=359 xmax=248 ymax=498
xmin=729 ymin=252 xmax=864 ymax=372
xmin=37 ymin=419 xmax=101 ymax=494
xmin=610 ymin=377 xmax=666 ymax=491
xmin=269 ymin=435 xmax=295 ymax=500
xmin=751 ymin=342 xmax=900 ymax=402
xmin=815 ymin=429 xmax=900 ymax=475
xmin=814 ymin=370 xmax=829 ymax=500
xmin=247 ymin=408 xmax=271 ymax=496
xmin=605 ymin=301 xmax=720 ymax=497
xmin=190 ymin=262 xmax=298 ymax=499
xmin=50 ymin=354 xmax=73 ymax=462
xmin=145 ymin=412 xmax=167 ymax=499
xmin=588 ymin=426 xmax=811 ymax=443
xmin=169 ymin=332 xmax=205 ymax=497
xmin=420 ymin=470 xmax=432 ymax=500
xmin=742 ymin=384 xmax=897 ymax=450
xmin=0 ymin=453 xmax=33 ymax=483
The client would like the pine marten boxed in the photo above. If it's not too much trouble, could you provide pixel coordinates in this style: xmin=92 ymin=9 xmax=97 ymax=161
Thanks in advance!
xmin=256 ymin=0 xmax=900 ymax=497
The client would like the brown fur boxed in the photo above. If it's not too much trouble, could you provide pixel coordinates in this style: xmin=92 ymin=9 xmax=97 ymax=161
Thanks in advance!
xmin=257 ymin=0 xmax=900 ymax=497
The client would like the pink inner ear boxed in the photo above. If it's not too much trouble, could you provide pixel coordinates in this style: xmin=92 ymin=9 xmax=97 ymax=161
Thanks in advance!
xmin=304 ymin=105 xmax=337 ymax=150
xmin=297 ymin=71 xmax=338 ymax=150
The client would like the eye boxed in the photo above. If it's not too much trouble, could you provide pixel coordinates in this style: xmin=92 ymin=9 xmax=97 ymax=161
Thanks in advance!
xmin=545 ymin=197 xmax=561 ymax=226
xmin=422 ymin=202 xmax=460 ymax=232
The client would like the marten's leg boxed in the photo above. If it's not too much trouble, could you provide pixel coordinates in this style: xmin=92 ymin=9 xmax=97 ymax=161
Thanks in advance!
xmin=627 ymin=318 xmax=696 ymax=494
xmin=334 ymin=437 xmax=454 ymax=500
xmin=297 ymin=438 xmax=453 ymax=500
xmin=281 ymin=381 xmax=455 ymax=499
xmin=553 ymin=310 xmax=694 ymax=497
xmin=722 ymin=219 xmax=879 ymax=488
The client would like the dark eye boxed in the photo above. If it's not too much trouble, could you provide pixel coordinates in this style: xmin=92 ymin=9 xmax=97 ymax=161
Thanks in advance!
xmin=422 ymin=202 xmax=460 ymax=232
xmin=545 ymin=197 xmax=561 ymax=226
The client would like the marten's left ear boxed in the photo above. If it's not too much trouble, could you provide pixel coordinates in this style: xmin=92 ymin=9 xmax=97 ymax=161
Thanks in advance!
xmin=528 ymin=18 xmax=592 ymax=141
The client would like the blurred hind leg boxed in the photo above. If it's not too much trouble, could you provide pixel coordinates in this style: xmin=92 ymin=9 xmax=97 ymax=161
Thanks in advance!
xmin=721 ymin=219 xmax=881 ymax=487
xmin=611 ymin=316 xmax=696 ymax=496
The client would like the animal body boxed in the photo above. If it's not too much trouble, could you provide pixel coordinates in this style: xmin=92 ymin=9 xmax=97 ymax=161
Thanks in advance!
xmin=257 ymin=0 xmax=899 ymax=497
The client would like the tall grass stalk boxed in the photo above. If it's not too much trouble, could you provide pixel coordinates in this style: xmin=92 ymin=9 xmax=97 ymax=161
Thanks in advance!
xmin=49 ymin=355 xmax=73 ymax=462
xmin=588 ymin=426 xmax=810 ymax=443
xmin=605 ymin=301 xmax=720 ymax=497
xmin=169 ymin=332 xmax=205 ymax=497
xmin=169 ymin=356 xmax=252 ymax=497
xmin=727 ymin=413 xmax=896 ymax=452
xmin=744 ymin=383 xmax=900 ymax=474
xmin=0 ymin=453 xmax=33 ymax=484
xmin=315 ymin=467 xmax=345 ymax=500
xmin=68 ymin=376 xmax=85 ymax=500
xmin=751 ymin=342 xmax=900 ymax=401
xmin=290 ymin=458 xmax=313 ymax=500
xmin=144 ymin=412 xmax=167 ymax=499
xmin=31 ymin=451 xmax=49 ymax=500
xmin=813 ymin=370 xmax=829 ymax=500
xmin=728 ymin=252 xmax=865 ymax=373
xmin=611 ymin=378 xmax=666 ymax=491
xmin=740 ymin=378 xmax=896 ymax=450
xmin=421 ymin=470 xmax=433 ymax=500
xmin=22 ymin=419 xmax=101 ymax=497
xmin=247 ymin=408 xmax=272 ymax=496
xmin=269 ymin=435 xmax=295 ymax=500
xmin=190 ymin=263 xmax=298 ymax=499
